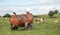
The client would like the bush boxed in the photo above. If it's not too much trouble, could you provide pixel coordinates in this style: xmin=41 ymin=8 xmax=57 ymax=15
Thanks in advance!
xmin=48 ymin=10 xmax=54 ymax=17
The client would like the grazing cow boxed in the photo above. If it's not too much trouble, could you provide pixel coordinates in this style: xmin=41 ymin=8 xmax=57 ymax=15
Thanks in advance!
xmin=9 ymin=12 xmax=34 ymax=30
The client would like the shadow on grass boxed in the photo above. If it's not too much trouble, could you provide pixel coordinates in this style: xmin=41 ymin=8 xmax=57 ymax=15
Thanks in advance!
xmin=18 ymin=28 xmax=25 ymax=31
xmin=48 ymin=16 xmax=58 ymax=19
xmin=13 ymin=28 xmax=31 ymax=31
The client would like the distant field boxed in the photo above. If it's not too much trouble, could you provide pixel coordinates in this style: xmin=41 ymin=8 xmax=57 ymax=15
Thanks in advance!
xmin=0 ymin=14 xmax=60 ymax=35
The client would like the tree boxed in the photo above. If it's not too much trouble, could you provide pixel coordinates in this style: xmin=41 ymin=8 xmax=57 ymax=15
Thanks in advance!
xmin=3 ymin=13 xmax=11 ymax=17
xmin=48 ymin=10 xmax=54 ymax=17
xmin=54 ymin=10 xmax=59 ymax=14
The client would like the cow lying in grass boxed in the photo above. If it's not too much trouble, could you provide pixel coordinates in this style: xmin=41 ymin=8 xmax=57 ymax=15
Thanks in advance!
xmin=36 ymin=18 xmax=44 ymax=24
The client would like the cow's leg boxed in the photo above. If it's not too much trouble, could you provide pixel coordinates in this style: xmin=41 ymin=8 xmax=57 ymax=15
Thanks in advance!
xmin=11 ymin=24 xmax=15 ymax=30
xmin=25 ymin=22 xmax=33 ymax=30
xmin=15 ymin=26 xmax=18 ymax=30
xmin=25 ymin=22 xmax=28 ymax=30
xmin=30 ymin=23 xmax=33 ymax=29
xmin=11 ymin=24 xmax=18 ymax=30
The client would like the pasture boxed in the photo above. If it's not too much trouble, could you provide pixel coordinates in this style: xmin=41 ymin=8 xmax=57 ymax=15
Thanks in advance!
xmin=0 ymin=14 xmax=60 ymax=35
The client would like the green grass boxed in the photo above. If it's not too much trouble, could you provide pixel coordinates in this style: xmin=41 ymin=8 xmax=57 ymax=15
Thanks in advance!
xmin=0 ymin=14 xmax=60 ymax=35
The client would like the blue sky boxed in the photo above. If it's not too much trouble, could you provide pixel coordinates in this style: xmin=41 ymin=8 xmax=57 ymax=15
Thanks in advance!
xmin=0 ymin=0 xmax=60 ymax=16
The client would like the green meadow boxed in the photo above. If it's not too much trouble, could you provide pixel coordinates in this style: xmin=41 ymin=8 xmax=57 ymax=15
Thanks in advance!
xmin=0 ymin=14 xmax=60 ymax=35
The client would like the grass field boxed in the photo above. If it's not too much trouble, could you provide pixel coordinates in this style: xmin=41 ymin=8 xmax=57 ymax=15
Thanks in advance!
xmin=0 ymin=14 xmax=60 ymax=35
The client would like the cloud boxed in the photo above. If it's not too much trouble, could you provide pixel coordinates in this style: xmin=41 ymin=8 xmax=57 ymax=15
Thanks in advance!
xmin=0 ymin=0 xmax=56 ymax=15
xmin=38 ymin=0 xmax=54 ymax=3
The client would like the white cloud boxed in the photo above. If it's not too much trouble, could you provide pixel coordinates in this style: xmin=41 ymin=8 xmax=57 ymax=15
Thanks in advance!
xmin=38 ymin=0 xmax=54 ymax=3
xmin=39 ymin=5 xmax=54 ymax=11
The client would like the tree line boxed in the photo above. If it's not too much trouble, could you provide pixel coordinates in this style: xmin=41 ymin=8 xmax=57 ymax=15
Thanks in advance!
xmin=0 ymin=10 xmax=60 ymax=18
xmin=0 ymin=13 xmax=11 ymax=18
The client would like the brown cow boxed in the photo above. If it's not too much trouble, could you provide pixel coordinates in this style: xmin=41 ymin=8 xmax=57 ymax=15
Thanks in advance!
xmin=9 ymin=12 xmax=33 ymax=30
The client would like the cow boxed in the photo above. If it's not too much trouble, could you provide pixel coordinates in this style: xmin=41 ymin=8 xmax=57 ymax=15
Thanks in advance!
xmin=36 ymin=18 xmax=44 ymax=24
xmin=9 ymin=11 xmax=34 ymax=30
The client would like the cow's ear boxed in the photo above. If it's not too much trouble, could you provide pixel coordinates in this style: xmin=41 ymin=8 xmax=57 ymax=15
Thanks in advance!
xmin=13 ymin=12 xmax=16 ymax=15
xmin=13 ymin=12 xmax=15 ymax=14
